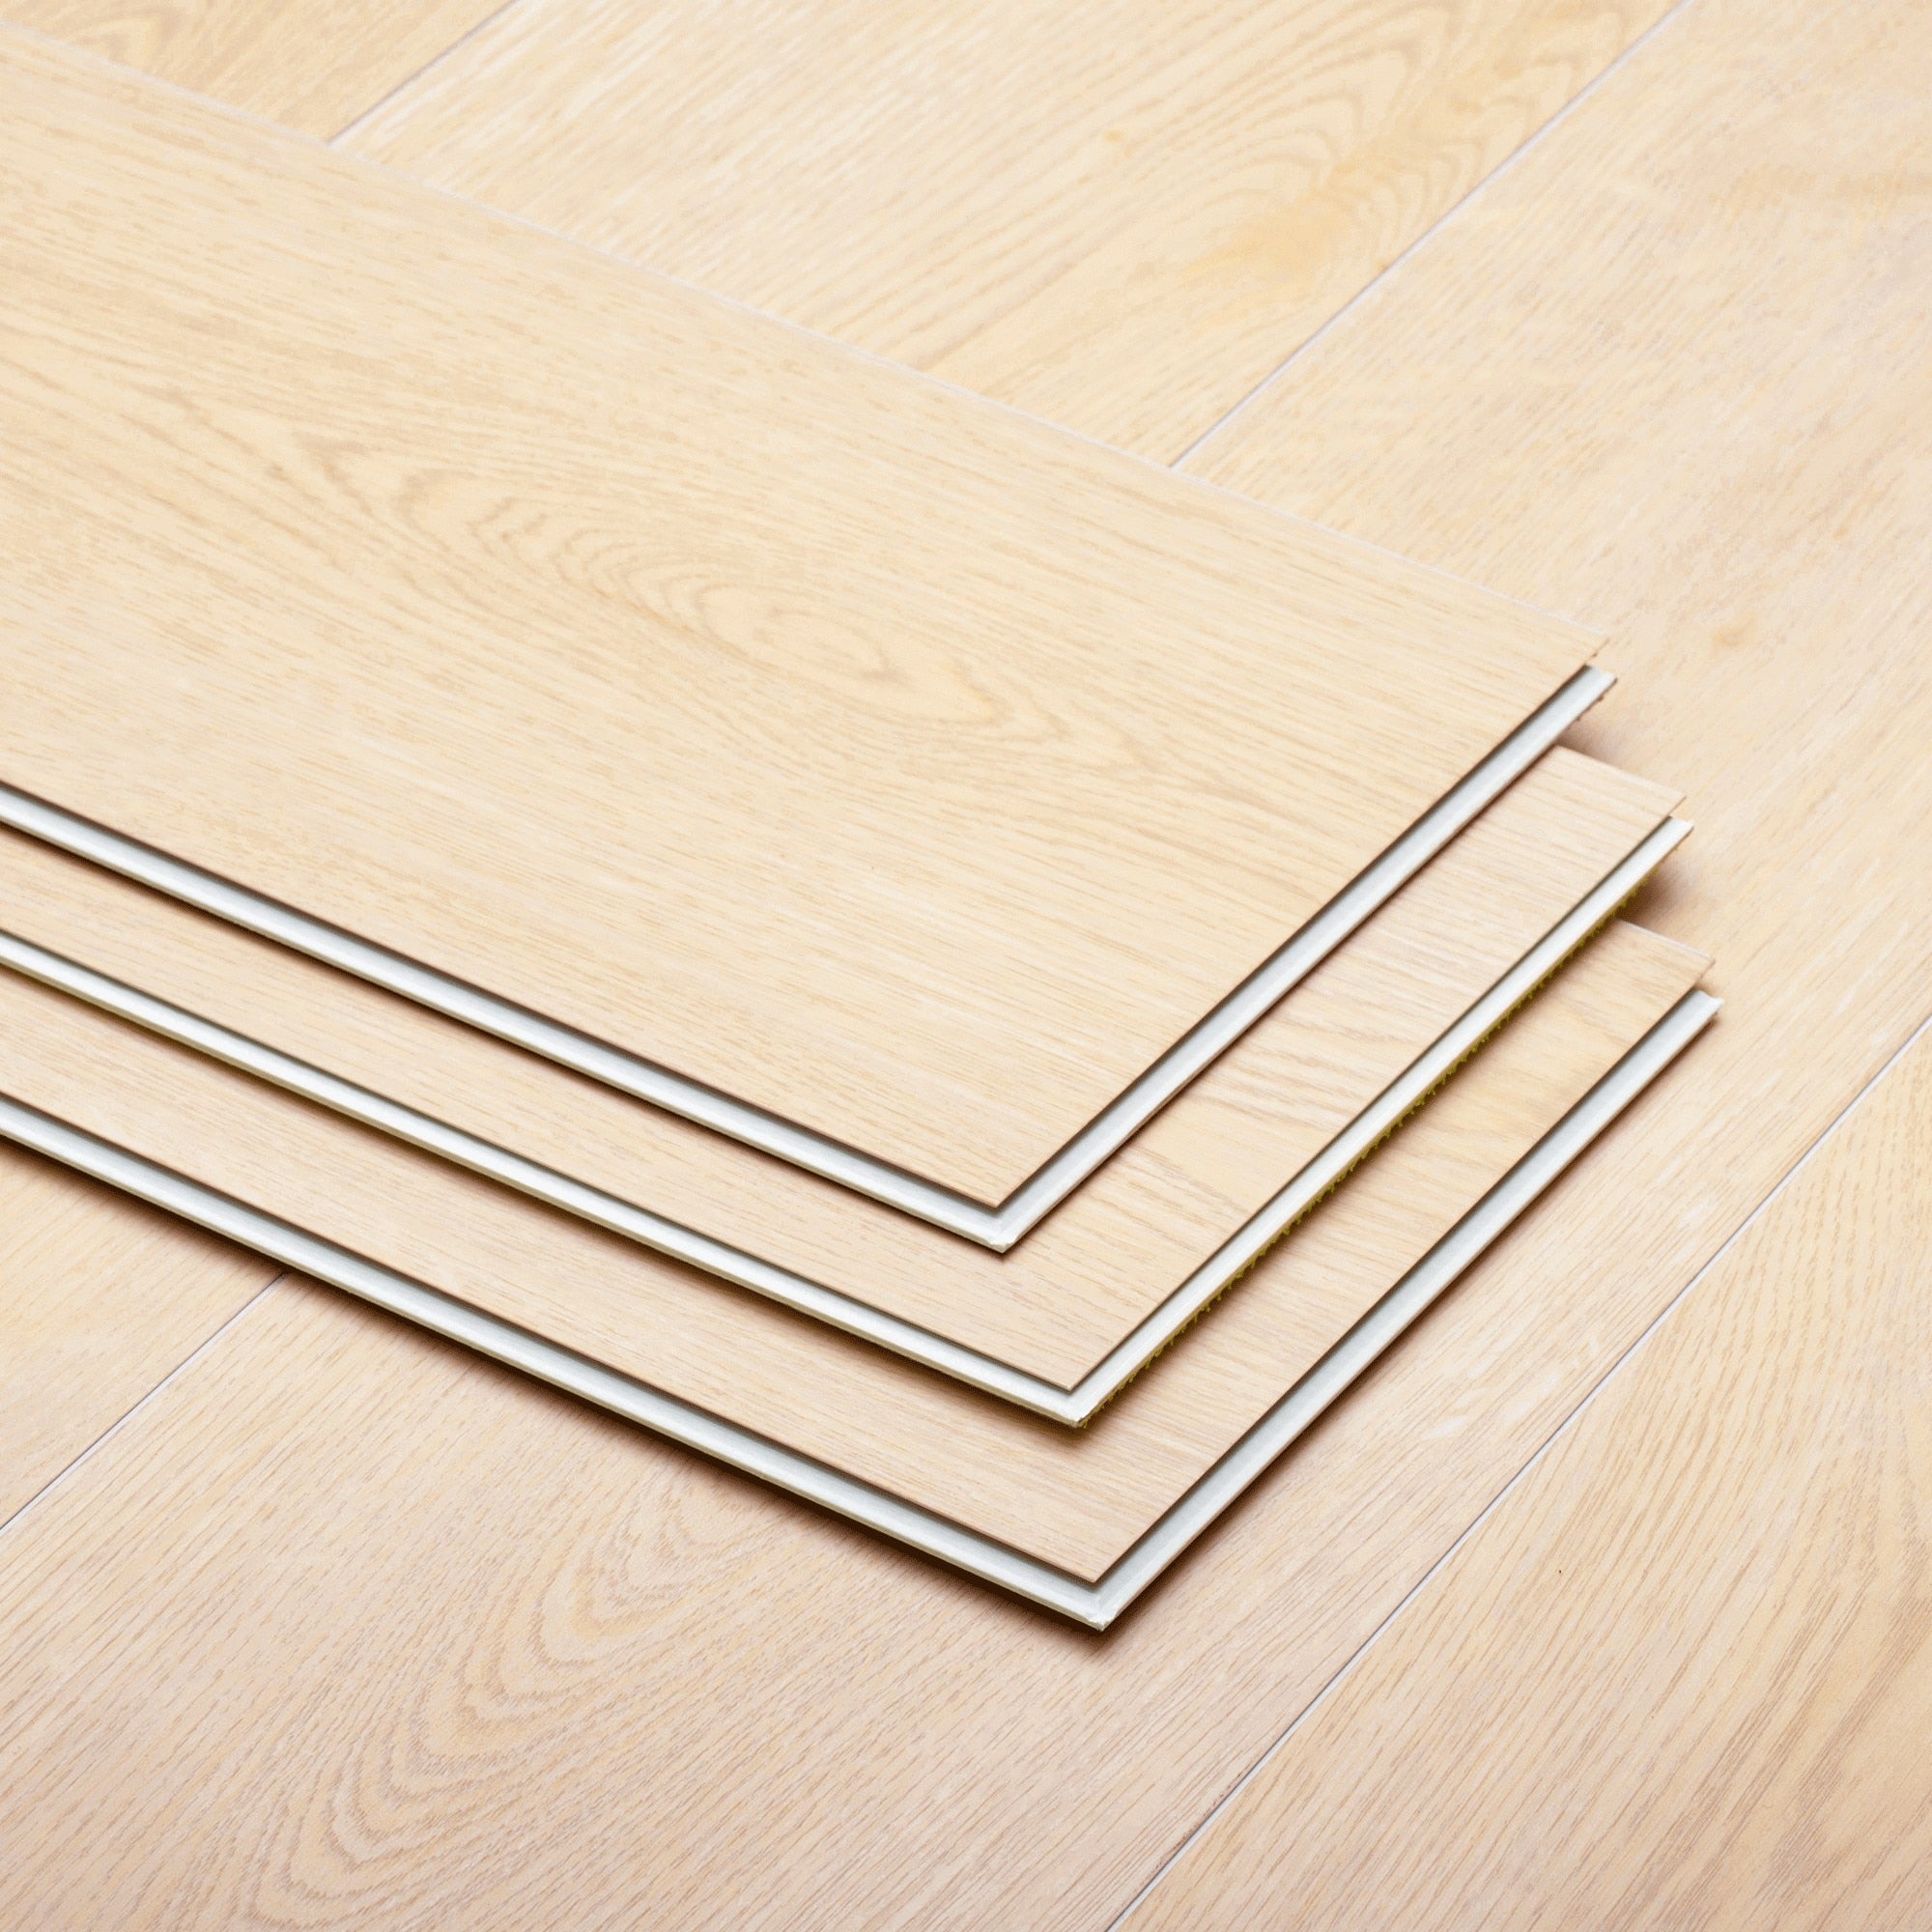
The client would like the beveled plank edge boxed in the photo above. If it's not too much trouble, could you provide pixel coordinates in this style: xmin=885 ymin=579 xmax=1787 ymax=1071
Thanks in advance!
xmin=992 ymin=667 xmax=1613 ymax=1239
xmin=0 ymin=987 xmax=1712 ymax=1625
xmin=0 ymin=810 xmax=1686 ymax=1419
xmin=0 ymin=667 xmax=1608 ymax=1244
xmin=1061 ymin=816 xmax=1690 ymax=1412
xmin=1089 ymin=989 xmax=1718 ymax=1623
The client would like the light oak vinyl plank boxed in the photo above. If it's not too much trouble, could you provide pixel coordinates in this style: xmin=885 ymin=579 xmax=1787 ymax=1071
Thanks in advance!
xmin=0 ymin=750 xmax=1681 ymax=1403
xmin=0 ymin=0 xmax=503 ymax=136
xmin=0 ymin=992 xmax=1717 ymax=1927
xmin=1127 ymin=1014 xmax=1932 ymax=1931
xmin=0 ymin=981 xmax=1710 ymax=1624
xmin=0 ymin=1148 xmax=277 ymax=1524
xmin=1 ymin=0 xmax=1920 ymax=1915
xmin=0 ymin=924 xmax=1706 ymax=1586
xmin=341 ymin=0 xmax=1675 ymax=463
xmin=0 ymin=26 xmax=1593 ymax=1219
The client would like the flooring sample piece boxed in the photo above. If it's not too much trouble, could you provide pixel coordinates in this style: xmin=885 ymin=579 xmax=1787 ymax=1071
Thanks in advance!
xmin=1 ymin=0 xmax=501 ymax=135
xmin=0 ymin=924 xmax=1708 ymax=1598
xmin=343 ymin=0 xmax=1674 ymax=462
xmin=1 ymin=0 xmax=1922 ymax=1915
xmin=0 ymin=28 xmax=1597 ymax=1231
xmin=0 ymin=948 xmax=1723 ymax=1932
xmin=0 ymin=750 xmax=1685 ymax=1409
xmin=0 ymin=1147 xmax=277 ymax=1524
xmin=1129 ymin=1029 xmax=1932 ymax=1932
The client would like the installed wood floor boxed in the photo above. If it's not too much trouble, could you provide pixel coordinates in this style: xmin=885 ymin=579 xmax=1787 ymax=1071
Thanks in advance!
xmin=1131 ymin=1012 xmax=1932 ymax=1930
xmin=339 ymin=0 xmax=1678 ymax=461
xmin=2 ymin=0 xmax=1929 ymax=1921
xmin=4 ymin=0 xmax=502 ymax=134
xmin=0 ymin=1151 xmax=277 ymax=1523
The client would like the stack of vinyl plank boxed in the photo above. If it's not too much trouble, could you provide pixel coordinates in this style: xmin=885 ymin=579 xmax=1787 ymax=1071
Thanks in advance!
xmin=0 ymin=23 xmax=1716 ymax=1626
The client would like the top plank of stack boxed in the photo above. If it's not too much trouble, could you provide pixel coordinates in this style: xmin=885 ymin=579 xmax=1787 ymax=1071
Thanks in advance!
xmin=0 ymin=27 xmax=1595 ymax=1223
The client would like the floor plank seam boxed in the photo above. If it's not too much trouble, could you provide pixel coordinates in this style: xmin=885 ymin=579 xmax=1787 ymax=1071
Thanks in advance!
xmin=0 ymin=1269 xmax=286 ymax=1546
xmin=1168 ymin=0 xmax=1704 ymax=473
xmin=326 ymin=0 xmax=528 ymax=145
xmin=1105 ymin=995 xmax=1932 ymax=1930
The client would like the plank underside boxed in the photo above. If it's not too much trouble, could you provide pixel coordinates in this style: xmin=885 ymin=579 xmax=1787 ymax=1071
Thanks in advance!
xmin=1130 ymin=995 xmax=1932 ymax=1932
xmin=0 ymin=26 xmax=1592 ymax=1206
xmin=0 ymin=750 xmax=1676 ymax=1388
xmin=0 ymin=923 xmax=1703 ymax=1581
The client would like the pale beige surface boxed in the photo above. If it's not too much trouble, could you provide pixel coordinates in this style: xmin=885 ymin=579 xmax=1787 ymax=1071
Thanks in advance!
xmin=6 ymin=0 xmax=1929 ymax=1921
xmin=0 ymin=923 xmax=1702 ymax=1579
xmin=0 ymin=974 xmax=1729 ymax=1932
xmin=0 ymin=1146 xmax=277 ymax=1525
xmin=344 ymin=0 xmax=1673 ymax=462
xmin=0 ymin=0 xmax=1898 ymax=1917
xmin=0 ymin=750 xmax=1676 ymax=1385
xmin=0 ymin=29 xmax=1592 ymax=1207
xmin=0 ymin=0 xmax=500 ymax=135
xmin=1145 ymin=0 xmax=1932 ymax=1638
xmin=1132 ymin=1029 xmax=1932 ymax=1932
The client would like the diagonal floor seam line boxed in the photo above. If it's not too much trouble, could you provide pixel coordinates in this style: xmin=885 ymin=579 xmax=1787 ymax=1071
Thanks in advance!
xmin=1106 ymin=997 xmax=1932 ymax=1931
xmin=0 ymin=1268 xmax=288 ymax=1548
xmin=37 ymin=7 xmax=1593 ymax=641
xmin=1168 ymin=0 xmax=1704 ymax=473
xmin=327 ymin=0 xmax=531 ymax=146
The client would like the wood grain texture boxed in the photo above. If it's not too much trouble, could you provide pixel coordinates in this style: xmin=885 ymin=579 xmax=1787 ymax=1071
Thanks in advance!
xmin=0 ymin=1146 xmax=276 ymax=1525
xmin=0 ymin=924 xmax=1703 ymax=1579
xmin=343 ymin=0 xmax=1673 ymax=463
xmin=0 ymin=964 xmax=1722 ymax=1932
xmin=1130 ymin=1033 xmax=1932 ymax=1931
xmin=1 ymin=0 xmax=1921 ymax=1919
xmin=0 ymin=0 xmax=503 ymax=135
xmin=0 ymin=28 xmax=1590 ymax=1206
xmin=1169 ymin=0 xmax=1932 ymax=1609
xmin=0 ymin=751 xmax=1676 ymax=1385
